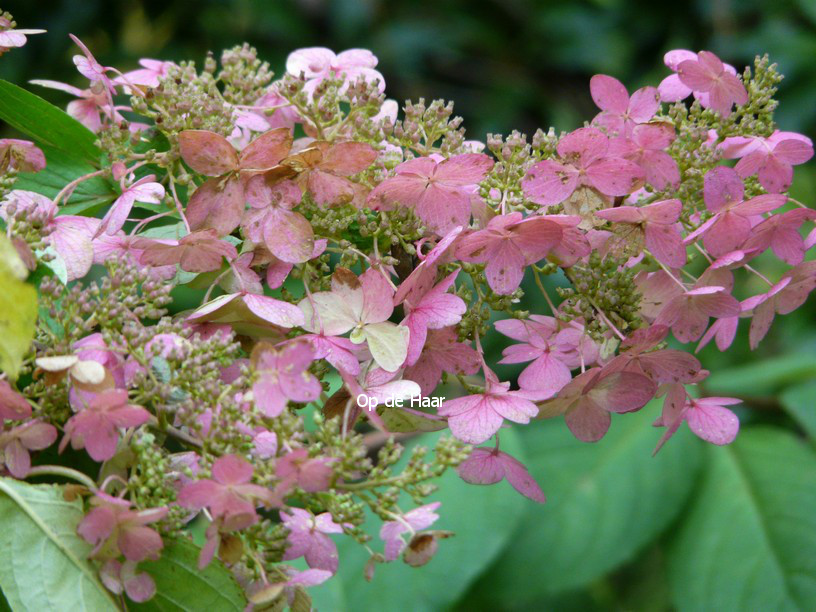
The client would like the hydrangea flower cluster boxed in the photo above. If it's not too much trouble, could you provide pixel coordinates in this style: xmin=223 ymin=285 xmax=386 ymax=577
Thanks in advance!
xmin=1 ymin=18 xmax=814 ymax=608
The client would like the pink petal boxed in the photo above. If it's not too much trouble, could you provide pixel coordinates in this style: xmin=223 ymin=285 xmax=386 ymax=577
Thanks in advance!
xmin=243 ymin=294 xmax=306 ymax=328
xmin=589 ymin=75 xmax=629 ymax=113
xmin=627 ymin=86 xmax=660 ymax=122
xmin=686 ymin=401 xmax=739 ymax=445
xmin=500 ymin=452 xmax=547 ymax=503
xmin=586 ymin=158 xmax=644 ymax=196
xmin=178 ymin=130 xmax=239 ymax=176
xmin=434 ymin=153 xmax=494 ymax=185
xmin=239 ymin=128 xmax=292 ymax=170
xmin=186 ymin=177 xmax=245 ymax=236
xmin=522 ymin=160 xmax=579 ymax=206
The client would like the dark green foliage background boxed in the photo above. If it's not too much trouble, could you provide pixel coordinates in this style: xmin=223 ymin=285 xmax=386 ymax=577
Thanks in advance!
xmin=2 ymin=1 xmax=816 ymax=610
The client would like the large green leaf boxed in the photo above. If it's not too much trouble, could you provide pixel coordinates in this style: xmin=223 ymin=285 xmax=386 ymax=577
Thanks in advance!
xmin=14 ymin=145 xmax=117 ymax=216
xmin=464 ymin=404 xmax=702 ymax=608
xmin=0 ymin=235 xmax=37 ymax=379
xmin=0 ymin=477 xmax=118 ymax=611
xmin=311 ymin=429 xmax=530 ymax=611
xmin=668 ymin=427 xmax=816 ymax=611
xmin=0 ymin=79 xmax=100 ymax=164
xmin=780 ymin=381 xmax=816 ymax=439
xmin=129 ymin=538 xmax=246 ymax=612
xmin=704 ymin=353 xmax=816 ymax=397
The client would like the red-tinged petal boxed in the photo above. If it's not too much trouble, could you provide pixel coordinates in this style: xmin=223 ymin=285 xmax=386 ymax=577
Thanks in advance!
xmin=484 ymin=241 xmax=525 ymax=295
xmin=17 ymin=421 xmax=58 ymax=450
xmin=627 ymin=86 xmax=660 ymax=122
xmin=434 ymin=153 xmax=494 ymax=185
xmin=641 ymin=150 xmax=681 ymax=190
xmin=658 ymin=74 xmax=691 ymax=102
xmin=239 ymin=128 xmax=292 ymax=171
xmin=178 ymin=130 xmax=238 ymax=176
xmin=177 ymin=479 xmax=221 ymax=509
xmin=686 ymin=401 xmax=739 ymax=445
xmin=677 ymin=58 xmax=715 ymax=91
xmin=565 ymin=398 xmax=611 ymax=442
xmin=512 ymin=217 xmax=563 ymax=263
xmin=303 ymin=533 xmax=340 ymax=573
xmin=118 ymin=525 xmax=163 ymax=562
xmin=457 ymin=447 xmax=505 ymax=485
xmin=748 ymin=299 xmax=776 ymax=350
xmin=415 ymin=183 xmax=471 ymax=235
xmin=589 ymin=74 xmax=629 ymax=113
xmin=521 ymin=160 xmax=578 ymax=206
xmin=757 ymin=156 xmax=793 ymax=194
xmin=212 ymin=454 xmax=253 ymax=485
xmin=487 ymin=393 xmax=538 ymax=424
xmin=51 ymin=216 xmax=98 ymax=281
xmin=645 ymin=223 xmax=686 ymax=268
xmin=307 ymin=170 xmax=355 ymax=206
xmin=4 ymin=439 xmax=31 ymax=478
xmin=319 ymin=141 xmax=377 ymax=175
xmin=703 ymin=166 xmax=744 ymax=211
xmin=771 ymin=227 xmax=806 ymax=265
xmin=586 ymin=158 xmax=644 ymax=196
xmin=557 ymin=127 xmax=609 ymax=165
xmin=84 ymin=426 xmax=120 ymax=462
xmin=367 ymin=174 xmax=428 ymax=210
xmin=263 ymin=208 xmax=314 ymax=263
xmin=108 ymin=405 xmax=150 ymax=429
xmin=446 ymin=400 xmax=504 ymax=445
xmin=500 ymin=452 xmax=547 ymax=503
xmin=122 ymin=564 xmax=156 ymax=603
xmin=243 ymin=294 xmax=305 ymax=328
xmin=736 ymin=193 xmax=786 ymax=216
xmin=591 ymin=371 xmax=656 ymax=413
xmin=773 ymin=138 xmax=814 ymax=165
xmin=518 ymin=353 xmax=572 ymax=398
xmin=0 ymin=380 xmax=32 ymax=420
xmin=78 ymin=506 xmax=117 ymax=545
xmin=702 ymin=213 xmax=751 ymax=258
xmin=186 ymin=177 xmax=244 ymax=236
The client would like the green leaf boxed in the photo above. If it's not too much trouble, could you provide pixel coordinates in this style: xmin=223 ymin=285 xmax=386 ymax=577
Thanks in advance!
xmin=465 ymin=404 xmax=702 ymax=607
xmin=311 ymin=429 xmax=530 ymax=611
xmin=129 ymin=538 xmax=246 ymax=612
xmin=14 ymin=145 xmax=117 ymax=216
xmin=0 ymin=80 xmax=100 ymax=164
xmin=705 ymin=353 xmax=816 ymax=397
xmin=379 ymin=407 xmax=446 ymax=432
xmin=0 ymin=234 xmax=37 ymax=379
xmin=0 ymin=477 xmax=118 ymax=611
xmin=668 ymin=427 xmax=816 ymax=610
xmin=780 ymin=381 xmax=816 ymax=439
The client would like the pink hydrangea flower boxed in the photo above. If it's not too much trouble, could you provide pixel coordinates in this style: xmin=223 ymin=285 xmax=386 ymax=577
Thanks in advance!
xmin=60 ymin=389 xmax=150 ymax=462
xmin=178 ymin=455 xmax=276 ymax=537
xmin=295 ymin=141 xmax=377 ymax=208
xmin=243 ymin=177 xmax=313 ymax=263
xmin=589 ymin=74 xmax=659 ymax=137
xmin=275 ymin=448 xmax=336 ymax=493
xmin=113 ymin=58 xmax=174 ymax=90
xmin=438 ymin=365 xmax=539 ymax=444
xmin=0 ymin=139 xmax=46 ymax=172
xmin=0 ymin=420 xmax=58 ymax=478
xmin=286 ymin=47 xmax=384 ymax=95
xmin=0 ymin=379 xmax=31 ymax=421
xmin=659 ymin=50 xmax=747 ymax=117
xmin=457 ymin=446 xmax=546 ymax=503
xmin=455 ymin=212 xmax=563 ymax=294
xmin=69 ymin=34 xmax=116 ymax=95
xmin=494 ymin=316 xmax=578 ymax=400
xmin=0 ymin=17 xmax=45 ymax=53
xmin=538 ymin=367 xmax=656 ymax=442
xmin=655 ymin=285 xmax=740 ymax=344
xmin=654 ymin=387 xmax=740 ymax=451
xmin=133 ymin=229 xmax=238 ymax=273
xmin=595 ymin=198 xmax=686 ymax=267
xmin=743 ymin=208 xmax=816 ymax=265
xmin=77 ymin=492 xmax=167 ymax=562
xmin=251 ymin=340 xmax=322 ymax=417
xmin=367 ymin=153 xmax=493 ymax=235
xmin=720 ymin=131 xmax=814 ymax=193
xmin=748 ymin=262 xmax=816 ymax=349
xmin=606 ymin=324 xmax=702 ymax=383
xmin=403 ymin=327 xmax=481 ymax=396
xmin=99 ymin=559 xmax=156 ymax=603
xmin=684 ymin=167 xmax=786 ymax=257
xmin=1 ymin=190 xmax=100 ymax=281
xmin=400 ymin=270 xmax=467 ymax=365
xmin=379 ymin=502 xmax=440 ymax=561
xmin=608 ymin=122 xmax=680 ymax=190
xmin=187 ymin=289 xmax=306 ymax=329
xmin=281 ymin=508 xmax=345 ymax=573
xmin=97 ymin=175 xmax=165 ymax=236
xmin=522 ymin=127 xmax=645 ymax=207
xmin=178 ymin=128 xmax=293 ymax=235
xmin=299 ymin=267 xmax=410 ymax=372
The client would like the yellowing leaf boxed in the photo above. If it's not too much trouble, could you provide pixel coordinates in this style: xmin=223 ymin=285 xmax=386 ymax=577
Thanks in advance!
xmin=0 ymin=234 xmax=37 ymax=379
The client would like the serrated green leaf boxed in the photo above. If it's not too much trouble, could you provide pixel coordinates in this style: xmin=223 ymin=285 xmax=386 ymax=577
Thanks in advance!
xmin=465 ymin=404 xmax=702 ymax=606
xmin=0 ymin=477 xmax=118 ymax=611
xmin=0 ymin=234 xmax=37 ymax=379
xmin=129 ymin=538 xmax=246 ymax=612
xmin=780 ymin=381 xmax=816 ymax=439
xmin=0 ymin=79 xmax=100 ymax=163
xmin=668 ymin=427 xmax=816 ymax=611
xmin=311 ymin=429 xmax=529 ymax=612
xmin=13 ymin=145 xmax=117 ymax=215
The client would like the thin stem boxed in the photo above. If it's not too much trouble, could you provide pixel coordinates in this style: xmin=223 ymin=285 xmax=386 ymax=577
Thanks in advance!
xmin=52 ymin=170 xmax=107 ymax=207
xmin=26 ymin=465 xmax=97 ymax=490
xmin=532 ymin=266 xmax=558 ymax=314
